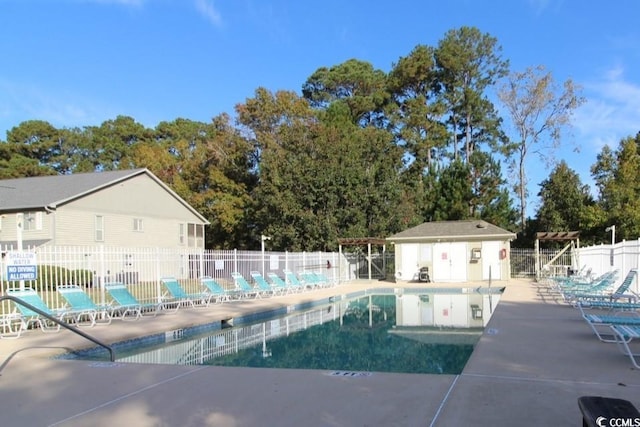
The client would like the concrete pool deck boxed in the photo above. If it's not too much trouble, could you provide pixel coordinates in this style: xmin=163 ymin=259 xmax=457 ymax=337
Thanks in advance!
xmin=1 ymin=278 xmax=639 ymax=426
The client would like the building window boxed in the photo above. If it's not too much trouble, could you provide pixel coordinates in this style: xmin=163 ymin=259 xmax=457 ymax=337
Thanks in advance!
xmin=133 ymin=218 xmax=144 ymax=232
xmin=23 ymin=212 xmax=43 ymax=231
xmin=179 ymin=223 xmax=185 ymax=245
xmin=95 ymin=215 xmax=104 ymax=242
xmin=187 ymin=223 xmax=204 ymax=248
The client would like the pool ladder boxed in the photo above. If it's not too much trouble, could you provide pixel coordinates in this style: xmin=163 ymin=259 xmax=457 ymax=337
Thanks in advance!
xmin=0 ymin=295 xmax=115 ymax=362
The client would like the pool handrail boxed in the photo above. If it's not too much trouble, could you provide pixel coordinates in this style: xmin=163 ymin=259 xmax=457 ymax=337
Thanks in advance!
xmin=0 ymin=294 xmax=115 ymax=361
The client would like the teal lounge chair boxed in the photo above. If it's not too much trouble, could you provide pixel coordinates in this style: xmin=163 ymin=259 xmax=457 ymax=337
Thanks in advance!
xmin=568 ymin=269 xmax=637 ymax=306
xmin=200 ymin=276 xmax=234 ymax=302
xmin=299 ymin=271 xmax=322 ymax=289
xmin=267 ymin=273 xmax=291 ymax=294
xmin=250 ymin=271 xmax=277 ymax=295
xmin=609 ymin=325 xmax=640 ymax=369
xmin=231 ymin=272 xmax=261 ymax=298
xmin=160 ymin=277 xmax=212 ymax=309
xmin=552 ymin=270 xmax=610 ymax=292
xmin=560 ymin=270 xmax=619 ymax=303
xmin=578 ymin=302 xmax=640 ymax=342
xmin=105 ymin=283 xmax=161 ymax=320
xmin=5 ymin=287 xmax=68 ymax=336
xmin=284 ymin=270 xmax=306 ymax=292
xmin=57 ymin=284 xmax=112 ymax=326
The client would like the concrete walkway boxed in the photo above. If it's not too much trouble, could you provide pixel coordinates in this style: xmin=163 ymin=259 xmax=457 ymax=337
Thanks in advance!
xmin=0 ymin=279 xmax=638 ymax=426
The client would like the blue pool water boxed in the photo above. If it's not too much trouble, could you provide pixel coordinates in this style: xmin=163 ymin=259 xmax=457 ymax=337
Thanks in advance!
xmin=63 ymin=287 xmax=503 ymax=375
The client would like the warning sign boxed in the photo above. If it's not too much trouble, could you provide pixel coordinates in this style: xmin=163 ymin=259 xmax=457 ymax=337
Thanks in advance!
xmin=6 ymin=251 xmax=38 ymax=281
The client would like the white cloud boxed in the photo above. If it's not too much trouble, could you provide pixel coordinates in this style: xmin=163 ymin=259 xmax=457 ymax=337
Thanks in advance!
xmin=574 ymin=65 xmax=640 ymax=150
xmin=194 ymin=0 xmax=223 ymax=27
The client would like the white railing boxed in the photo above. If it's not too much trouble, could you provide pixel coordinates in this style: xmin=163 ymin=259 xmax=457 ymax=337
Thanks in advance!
xmin=0 ymin=245 xmax=347 ymax=313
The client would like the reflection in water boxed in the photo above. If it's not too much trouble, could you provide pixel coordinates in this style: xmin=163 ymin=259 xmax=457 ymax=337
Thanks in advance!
xmin=108 ymin=288 xmax=502 ymax=375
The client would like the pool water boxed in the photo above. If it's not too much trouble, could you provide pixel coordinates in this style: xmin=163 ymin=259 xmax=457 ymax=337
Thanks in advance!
xmin=64 ymin=287 xmax=502 ymax=375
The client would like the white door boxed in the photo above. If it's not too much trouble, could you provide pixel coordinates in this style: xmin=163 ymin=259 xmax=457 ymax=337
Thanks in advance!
xmin=433 ymin=294 xmax=470 ymax=327
xmin=482 ymin=241 xmax=502 ymax=280
xmin=433 ymin=242 xmax=468 ymax=282
xmin=400 ymin=243 xmax=419 ymax=281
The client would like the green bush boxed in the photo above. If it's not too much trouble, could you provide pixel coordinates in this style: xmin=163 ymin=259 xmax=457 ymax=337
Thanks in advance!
xmin=71 ymin=269 xmax=95 ymax=287
xmin=28 ymin=266 xmax=95 ymax=290
xmin=34 ymin=265 xmax=70 ymax=290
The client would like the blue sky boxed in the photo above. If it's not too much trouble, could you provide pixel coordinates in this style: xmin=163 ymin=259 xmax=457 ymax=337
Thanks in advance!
xmin=1 ymin=0 xmax=639 ymax=214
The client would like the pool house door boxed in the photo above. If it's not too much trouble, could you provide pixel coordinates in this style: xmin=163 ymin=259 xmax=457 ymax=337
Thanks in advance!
xmin=432 ymin=242 xmax=467 ymax=282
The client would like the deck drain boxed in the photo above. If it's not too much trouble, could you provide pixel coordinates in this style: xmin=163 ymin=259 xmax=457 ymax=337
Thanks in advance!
xmin=328 ymin=371 xmax=372 ymax=378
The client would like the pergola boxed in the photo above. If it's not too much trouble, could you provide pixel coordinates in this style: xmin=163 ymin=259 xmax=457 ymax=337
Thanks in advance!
xmin=337 ymin=237 xmax=387 ymax=281
xmin=534 ymin=231 xmax=581 ymax=280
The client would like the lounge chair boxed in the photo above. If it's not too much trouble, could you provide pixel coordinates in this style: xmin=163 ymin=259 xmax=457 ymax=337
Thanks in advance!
xmin=57 ymin=284 xmax=112 ymax=326
xmin=609 ymin=325 xmax=640 ymax=369
xmin=160 ymin=277 xmax=212 ymax=309
xmin=299 ymin=271 xmax=323 ymax=289
xmin=553 ymin=270 xmax=616 ymax=292
xmin=231 ymin=272 xmax=262 ymax=298
xmin=313 ymin=272 xmax=335 ymax=287
xmin=560 ymin=270 xmax=619 ymax=303
xmin=105 ymin=283 xmax=161 ymax=320
xmin=250 ymin=271 xmax=278 ymax=295
xmin=200 ymin=276 xmax=235 ymax=302
xmin=566 ymin=269 xmax=637 ymax=306
xmin=577 ymin=302 xmax=640 ymax=342
xmin=284 ymin=270 xmax=306 ymax=292
xmin=4 ymin=287 xmax=69 ymax=336
xmin=267 ymin=272 xmax=292 ymax=294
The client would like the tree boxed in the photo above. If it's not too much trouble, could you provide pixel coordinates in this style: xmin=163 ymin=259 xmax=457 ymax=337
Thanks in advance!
xmin=430 ymin=159 xmax=473 ymax=220
xmin=302 ymin=59 xmax=389 ymax=127
xmin=85 ymin=115 xmax=152 ymax=171
xmin=435 ymin=26 xmax=509 ymax=161
xmin=388 ymin=44 xmax=448 ymax=222
xmin=237 ymin=88 xmax=322 ymax=249
xmin=238 ymin=88 xmax=404 ymax=251
xmin=498 ymin=65 xmax=586 ymax=231
xmin=467 ymin=150 xmax=518 ymax=229
xmin=591 ymin=134 xmax=640 ymax=241
xmin=133 ymin=116 xmax=256 ymax=249
xmin=535 ymin=160 xmax=595 ymax=239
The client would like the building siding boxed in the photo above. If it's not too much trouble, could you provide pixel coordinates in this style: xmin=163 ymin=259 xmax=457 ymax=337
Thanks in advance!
xmin=0 ymin=172 xmax=207 ymax=249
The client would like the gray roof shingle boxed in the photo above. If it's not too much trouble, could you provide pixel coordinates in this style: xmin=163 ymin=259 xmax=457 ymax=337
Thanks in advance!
xmin=0 ymin=169 xmax=209 ymax=223
xmin=0 ymin=169 xmax=147 ymax=211
xmin=387 ymin=220 xmax=516 ymax=241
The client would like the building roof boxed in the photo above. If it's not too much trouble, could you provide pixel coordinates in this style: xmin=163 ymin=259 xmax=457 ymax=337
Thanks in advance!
xmin=0 ymin=168 xmax=209 ymax=223
xmin=387 ymin=220 xmax=516 ymax=242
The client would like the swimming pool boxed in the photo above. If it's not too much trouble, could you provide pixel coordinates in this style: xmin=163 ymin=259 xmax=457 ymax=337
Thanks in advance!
xmin=64 ymin=287 xmax=503 ymax=375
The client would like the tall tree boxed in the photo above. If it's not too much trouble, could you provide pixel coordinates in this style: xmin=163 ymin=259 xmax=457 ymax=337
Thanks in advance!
xmin=497 ymin=65 xmax=585 ymax=231
xmin=238 ymin=88 xmax=404 ymax=250
xmin=86 ymin=115 xmax=152 ymax=171
xmin=431 ymin=160 xmax=473 ymax=220
xmin=6 ymin=120 xmax=63 ymax=168
xmin=536 ymin=160 xmax=594 ymax=236
xmin=236 ymin=88 xmax=321 ymax=249
xmin=302 ymin=59 xmax=389 ymax=127
xmin=434 ymin=26 xmax=509 ymax=161
xmin=591 ymin=134 xmax=640 ymax=241
xmin=467 ymin=150 xmax=518 ymax=229
xmin=388 ymin=44 xmax=448 ymax=222
xmin=132 ymin=116 xmax=256 ymax=249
